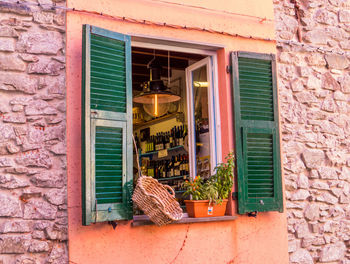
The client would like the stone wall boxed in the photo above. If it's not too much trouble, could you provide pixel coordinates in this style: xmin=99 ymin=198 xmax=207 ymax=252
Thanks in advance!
xmin=0 ymin=0 xmax=67 ymax=263
xmin=274 ymin=0 xmax=350 ymax=263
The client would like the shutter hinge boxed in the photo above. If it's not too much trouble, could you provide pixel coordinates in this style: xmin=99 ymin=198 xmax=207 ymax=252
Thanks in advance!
xmin=231 ymin=192 xmax=238 ymax=200
xmin=247 ymin=211 xmax=258 ymax=218
xmin=108 ymin=221 xmax=118 ymax=230
xmin=226 ymin=65 xmax=232 ymax=74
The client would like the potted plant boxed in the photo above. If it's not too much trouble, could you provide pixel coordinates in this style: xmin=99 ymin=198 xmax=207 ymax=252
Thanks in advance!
xmin=183 ymin=152 xmax=235 ymax=218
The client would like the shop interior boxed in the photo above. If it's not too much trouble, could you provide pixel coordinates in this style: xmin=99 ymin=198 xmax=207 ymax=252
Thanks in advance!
xmin=132 ymin=47 xmax=212 ymax=209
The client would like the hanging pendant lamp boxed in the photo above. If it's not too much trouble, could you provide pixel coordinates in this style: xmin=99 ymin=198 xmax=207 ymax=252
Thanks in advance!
xmin=133 ymin=52 xmax=181 ymax=106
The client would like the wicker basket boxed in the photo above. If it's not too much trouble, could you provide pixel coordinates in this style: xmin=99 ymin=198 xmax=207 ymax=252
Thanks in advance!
xmin=132 ymin=176 xmax=183 ymax=226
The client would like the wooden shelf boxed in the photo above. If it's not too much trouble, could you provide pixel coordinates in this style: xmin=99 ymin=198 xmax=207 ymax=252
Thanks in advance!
xmin=134 ymin=112 xmax=184 ymax=130
xmin=157 ymin=175 xmax=189 ymax=181
xmin=140 ymin=145 xmax=185 ymax=158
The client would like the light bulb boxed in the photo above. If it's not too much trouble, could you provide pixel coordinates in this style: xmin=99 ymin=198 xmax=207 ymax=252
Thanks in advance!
xmin=154 ymin=94 xmax=158 ymax=117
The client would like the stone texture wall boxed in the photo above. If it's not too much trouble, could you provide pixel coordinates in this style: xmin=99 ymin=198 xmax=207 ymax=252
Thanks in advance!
xmin=274 ymin=0 xmax=350 ymax=263
xmin=0 ymin=0 xmax=67 ymax=263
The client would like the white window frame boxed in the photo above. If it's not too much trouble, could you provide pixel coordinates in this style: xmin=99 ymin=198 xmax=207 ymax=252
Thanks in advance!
xmin=131 ymin=38 xmax=222 ymax=179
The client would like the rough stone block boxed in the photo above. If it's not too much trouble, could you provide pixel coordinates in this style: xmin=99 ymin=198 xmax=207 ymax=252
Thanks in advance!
xmin=0 ymin=73 xmax=38 ymax=94
xmin=53 ymin=10 xmax=65 ymax=26
xmin=319 ymin=242 xmax=346 ymax=262
xmin=44 ymin=188 xmax=66 ymax=205
xmin=304 ymin=204 xmax=320 ymax=221
xmin=304 ymin=29 xmax=328 ymax=44
xmin=3 ymin=113 xmax=26 ymax=124
xmin=28 ymin=58 xmax=64 ymax=75
xmin=290 ymin=248 xmax=313 ymax=264
xmin=16 ymin=150 xmax=52 ymax=168
xmin=47 ymin=243 xmax=68 ymax=263
xmin=0 ymin=1 xmax=32 ymax=15
xmin=0 ymin=26 xmax=18 ymax=37
xmin=322 ymin=72 xmax=341 ymax=90
xmin=17 ymin=31 xmax=63 ymax=55
xmin=291 ymin=78 xmax=304 ymax=92
xmin=23 ymin=200 xmax=57 ymax=220
xmin=339 ymin=10 xmax=350 ymax=23
xmin=49 ymin=142 xmax=65 ymax=155
xmin=295 ymin=91 xmax=318 ymax=105
xmin=311 ymin=180 xmax=330 ymax=190
xmin=0 ymin=157 xmax=15 ymax=167
xmin=291 ymin=189 xmax=311 ymax=201
xmin=0 ymin=174 xmax=29 ymax=189
xmin=325 ymin=54 xmax=349 ymax=70
xmin=288 ymin=240 xmax=298 ymax=253
xmin=302 ymin=149 xmax=325 ymax=169
xmin=339 ymin=73 xmax=350 ymax=93
xmin=25 ymin=99 xmax=57 ymax=116
xmin=0 ymin=235 xmax=30 ymax=254
xmin=319 ymin=167 xmax=338 ymax=180
xmin=318 ymin=192 xmax=339 ymax=204
xmin=45 ymin=225 xmax=67 ymax=240
xmin=0 ymin=54 xmax=26 ymax=71
xmin=30 ymin=171 xmax=65 ymax=188
xmin=28 ymin=240 xmax=49 ymax=253
xmin=0 ymin=194 xmax=22 ymax=217
xmin=0 ymin=221 xmax=31 ymax=233
xmin=33 ymin=12 xmax=54 ymax=24
xmin=306 ymin=53 xmax=326 ymax=66
xmin=15 ymin=256 xmax=37 ymax=264
xmin=0 ymin=37 xmax=15 ymax=52
xmin=0 ymin=124 xmax=15 ymax=144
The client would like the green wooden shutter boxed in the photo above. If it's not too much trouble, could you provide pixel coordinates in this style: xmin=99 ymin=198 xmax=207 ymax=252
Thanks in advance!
xmin=231 ymin=51 xmax=283 ymax=214
xmin=82 ymin=25 xmax=133 ymax=225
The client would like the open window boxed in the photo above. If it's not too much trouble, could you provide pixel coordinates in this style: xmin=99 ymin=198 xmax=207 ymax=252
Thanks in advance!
xmin=81 ymin=25 xmax=283 ymax=225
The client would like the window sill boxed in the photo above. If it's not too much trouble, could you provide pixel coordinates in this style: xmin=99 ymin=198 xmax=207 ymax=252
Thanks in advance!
xmin=132 ymin=213 xmax=237 ymax=227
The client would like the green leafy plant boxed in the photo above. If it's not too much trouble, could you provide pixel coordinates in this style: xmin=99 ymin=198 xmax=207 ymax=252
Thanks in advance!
xmin=182 ymin=151 xmax=235 ymax=204
xmin=211 ymin=151 xmax=235 ymax=200
xmin=182 ymin=176 xmax=204 ymax=200
xmin=182 ymin=176 xmax=219 ymax=203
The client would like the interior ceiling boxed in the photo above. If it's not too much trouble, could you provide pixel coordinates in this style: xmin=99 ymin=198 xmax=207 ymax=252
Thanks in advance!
xmin=132 ymin=47 xmax=205 ymax=91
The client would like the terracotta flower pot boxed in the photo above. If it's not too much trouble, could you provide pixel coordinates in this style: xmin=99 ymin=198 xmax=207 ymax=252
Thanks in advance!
xmin=184 ymin=199 xmax=228 ymax=218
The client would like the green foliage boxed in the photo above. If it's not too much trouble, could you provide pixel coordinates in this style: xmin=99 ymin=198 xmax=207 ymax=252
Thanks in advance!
xmin=182 ymin=152 xmax=235 ymax=204
xmin=211 ymin=151 xmax=235 ymax=199
xmin=182 ymin=176 xmax=204 ymax=200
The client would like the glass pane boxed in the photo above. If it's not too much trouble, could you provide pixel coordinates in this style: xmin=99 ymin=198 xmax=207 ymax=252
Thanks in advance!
xmin=192 ymin=65 xmax=211 ymax=179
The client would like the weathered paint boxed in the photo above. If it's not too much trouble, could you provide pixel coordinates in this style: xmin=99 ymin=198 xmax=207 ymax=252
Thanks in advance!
xmin=66 ymin=0 xmax=289 ymax=263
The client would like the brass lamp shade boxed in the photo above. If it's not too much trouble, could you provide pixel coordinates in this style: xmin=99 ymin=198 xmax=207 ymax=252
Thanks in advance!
xmin=133 ymin=91 xmax=180 ymax=104
xmin=133 ymin=56 xmax=180 ymax=104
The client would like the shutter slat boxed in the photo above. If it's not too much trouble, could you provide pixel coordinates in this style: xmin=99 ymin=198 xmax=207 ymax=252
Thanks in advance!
xmin=91 ymin=70 xmax=126 ymax=81
xmin=91 ymin=74 xmax=126 ymax=85
xmin=239 ymin=73 xmax=272 ymax=82
xmin=91 ymin=63 xmax=125 ymax=74
xmin=91 ymin=49 xmax=126 ymax=60
xmin=95 ymin=126 xmax=123 ymax=205
xmin=90 ymin=33 xmax=127 ymax=113
xmin=91 ymin=35 xmax=125 ymax=50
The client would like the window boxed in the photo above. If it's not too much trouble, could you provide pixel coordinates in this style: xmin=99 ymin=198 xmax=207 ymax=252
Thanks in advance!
xmin=81 ymin=25 xmax=283 ymax=225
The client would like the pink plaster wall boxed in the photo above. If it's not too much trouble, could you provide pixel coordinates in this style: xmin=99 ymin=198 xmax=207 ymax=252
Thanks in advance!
xmin=66 ymin=1 xmax=289 ymax=263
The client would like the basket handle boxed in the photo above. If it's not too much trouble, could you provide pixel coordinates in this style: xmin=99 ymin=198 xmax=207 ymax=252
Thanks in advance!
xmin=148 ymin=194 xmax=165 ymax=210
xmin=132 ymin=134 xmax=142 ymax=178
xmin=163 ymin=185 xmax=175 ymax=198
